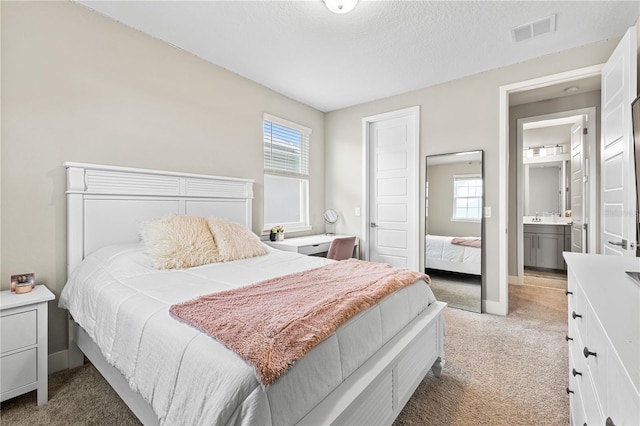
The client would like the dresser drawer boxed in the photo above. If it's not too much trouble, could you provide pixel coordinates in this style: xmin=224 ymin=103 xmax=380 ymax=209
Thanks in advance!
xmin=0 ymin=310 xmax=37 ymax=354
xmin=570 ymin=332 xmax=604 ymax=425
xmin=580 ymin=370 xmax=603 ymax=425
xmin=584 ymin=303 xmax=609 ymax=412
xmin=570 ymin=285 xmax=587 ymax=338
xmin=1 ymin=348 xmax=37 ymax=393
xmin=607 ymin=351 xmax=640 ymax=425
xmin=568 ymin=370 xmax=587 ymax=426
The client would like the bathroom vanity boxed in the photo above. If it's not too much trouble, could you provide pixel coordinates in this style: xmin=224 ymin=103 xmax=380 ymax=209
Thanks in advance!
xmin=524 ymin=222 xmax=571 ymax=270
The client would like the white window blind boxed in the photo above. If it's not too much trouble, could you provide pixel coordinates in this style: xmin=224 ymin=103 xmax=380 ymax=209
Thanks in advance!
xmin=263 ymin=114 xmax=311 ymax=179
xmin=452 ymin=175 xmax=482 ymax=221
xmin=263 ymin=114 xmax=312 ymax=232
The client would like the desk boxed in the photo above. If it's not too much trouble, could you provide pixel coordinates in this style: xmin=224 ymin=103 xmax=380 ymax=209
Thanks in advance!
xmin=264 ymin=234 xmax=359 ymax=258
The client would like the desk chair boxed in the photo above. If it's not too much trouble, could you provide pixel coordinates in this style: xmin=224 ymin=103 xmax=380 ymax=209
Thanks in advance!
xmin=327 ymin=236 xmax=356 ymax=261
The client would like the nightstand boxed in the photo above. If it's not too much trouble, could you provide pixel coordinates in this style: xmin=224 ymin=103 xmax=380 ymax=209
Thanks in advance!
xmin=1 ymin=285 xmax=55 ymax=405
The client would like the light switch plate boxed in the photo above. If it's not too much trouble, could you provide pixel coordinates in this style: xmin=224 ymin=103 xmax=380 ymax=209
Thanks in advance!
xmin=484 ymin=206 xmax=491 ymax=218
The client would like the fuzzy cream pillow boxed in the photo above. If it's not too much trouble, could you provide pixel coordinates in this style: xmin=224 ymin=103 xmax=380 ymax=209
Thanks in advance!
xmin=139 ymin=215 xmax=220 ymax=269
xmin=206 ymin=218 xmax=268 ymax=262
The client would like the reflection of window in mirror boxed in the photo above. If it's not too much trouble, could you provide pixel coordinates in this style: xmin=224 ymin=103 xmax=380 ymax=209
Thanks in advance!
xmin=452 ymin=175 xmax=482 ymax=221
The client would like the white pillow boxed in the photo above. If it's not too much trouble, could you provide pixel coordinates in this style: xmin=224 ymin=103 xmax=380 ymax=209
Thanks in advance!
xmin=206 ymin=218 xmax=268 ymax=262
xmin=139 ymin=215 xmax=220 ymax=269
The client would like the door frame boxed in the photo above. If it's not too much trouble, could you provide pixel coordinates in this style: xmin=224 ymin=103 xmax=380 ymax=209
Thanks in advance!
xmin=515 ymin=107 xmax=597 ymax=284
xmin=497 ymin=64 xmax=603 ymax=315
xmin=361 ymin=106 xmax=420 ymax=269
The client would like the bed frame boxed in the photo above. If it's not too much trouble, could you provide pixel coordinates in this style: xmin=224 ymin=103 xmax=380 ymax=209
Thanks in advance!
xmin=65 ymin=162 xmax=446 ymax=425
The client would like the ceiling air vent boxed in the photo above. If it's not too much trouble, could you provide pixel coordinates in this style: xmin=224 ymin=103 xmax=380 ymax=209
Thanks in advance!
xmin=512 ymin=14 xmax=556 ymax=43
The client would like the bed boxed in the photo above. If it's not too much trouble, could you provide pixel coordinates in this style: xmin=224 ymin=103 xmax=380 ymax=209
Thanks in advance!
xmin=61 ymin=162 xmax=446 ymax=425
xmin=425 ymin=234 xmax=481 ymax=276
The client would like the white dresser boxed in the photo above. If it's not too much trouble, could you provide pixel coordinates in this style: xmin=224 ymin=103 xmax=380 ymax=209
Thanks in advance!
xmin=0 ymin=285 xmax=55 ymax=405
xmin=564 ymin=253 xmax=640 ymax=425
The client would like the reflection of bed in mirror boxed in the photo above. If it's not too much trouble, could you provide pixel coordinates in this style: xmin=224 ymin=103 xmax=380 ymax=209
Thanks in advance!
xmin=425 ymin=234 xmax=481 ymax=275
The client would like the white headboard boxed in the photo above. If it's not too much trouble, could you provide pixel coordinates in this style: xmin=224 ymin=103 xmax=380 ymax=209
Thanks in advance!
xmin=65 ymin=162 xmax=254 ymax=275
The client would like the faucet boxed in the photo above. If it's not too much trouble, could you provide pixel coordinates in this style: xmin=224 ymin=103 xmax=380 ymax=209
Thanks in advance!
xmin=533 ymin=212 xmax=541 ymax=222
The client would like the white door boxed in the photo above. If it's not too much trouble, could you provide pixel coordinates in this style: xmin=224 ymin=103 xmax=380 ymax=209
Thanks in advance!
xmin=571 ymin=117 xmax=586 ymax=252
xmin=364 ymin=107 xmax=419 ymax=271
xmin=601 ymin=26 xmax=637 ymax=256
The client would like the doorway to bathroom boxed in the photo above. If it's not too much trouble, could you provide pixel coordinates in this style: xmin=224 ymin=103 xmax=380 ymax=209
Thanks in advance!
xmin=515 ymin=107 xmax=597 ymax=288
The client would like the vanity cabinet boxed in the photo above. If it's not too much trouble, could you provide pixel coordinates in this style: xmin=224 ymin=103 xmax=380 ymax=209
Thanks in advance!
xmin=524 ymin=224 xmax=570 ymax=270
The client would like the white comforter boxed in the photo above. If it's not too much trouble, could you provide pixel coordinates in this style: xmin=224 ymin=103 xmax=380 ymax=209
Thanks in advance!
xmin=425 ymin=234 xmax=481 ymax=275
xmin=60 ymin=244 xmax=435 ymax=425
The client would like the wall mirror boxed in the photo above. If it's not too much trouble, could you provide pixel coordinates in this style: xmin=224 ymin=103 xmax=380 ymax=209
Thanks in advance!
xmin=425 ymin=150 xmax=483 ymax=312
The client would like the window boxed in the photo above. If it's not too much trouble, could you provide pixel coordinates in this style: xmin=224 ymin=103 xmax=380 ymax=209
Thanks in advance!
xmin=263 ymin=114 xmax=312 ymax=232
xmin=452 ymin=175 xmax=482 ymax=221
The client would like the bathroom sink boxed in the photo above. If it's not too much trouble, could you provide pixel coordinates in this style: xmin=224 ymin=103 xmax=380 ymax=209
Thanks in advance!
xmin=523 ymin=216 xmax=572 ymax=225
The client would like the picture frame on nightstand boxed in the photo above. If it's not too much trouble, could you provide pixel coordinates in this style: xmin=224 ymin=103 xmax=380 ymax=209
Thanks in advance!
xmin=10 ymin=273 xmax=35 ymax=292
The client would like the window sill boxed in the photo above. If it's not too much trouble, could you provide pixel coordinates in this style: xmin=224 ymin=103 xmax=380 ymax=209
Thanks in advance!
xmin=261 ymin=225 xmax=312 ymax=236
xmin=450 ymin=218 xmax=481 ymax=223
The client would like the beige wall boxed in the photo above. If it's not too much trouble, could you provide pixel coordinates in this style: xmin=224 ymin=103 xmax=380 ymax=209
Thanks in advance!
xmin=325 ymin=39 xmax=618 ymax=304
xmin=508 ymin=90 xmax=601 ymax=275
xmin=427 ymin=162 xmax=482 ymax=238
xmin=1 ymin=2 xmax=325 ymax=355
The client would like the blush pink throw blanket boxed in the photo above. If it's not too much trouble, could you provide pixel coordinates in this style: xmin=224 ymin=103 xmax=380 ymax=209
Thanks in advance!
xmin=451 ymin=237 xmax=482 ymax=248
xmin=170 ymin=259 xmax=430 ymax=386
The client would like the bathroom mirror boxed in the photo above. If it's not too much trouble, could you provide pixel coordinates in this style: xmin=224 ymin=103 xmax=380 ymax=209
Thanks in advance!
xmin=425 ymin=150 xmax=483 ymax=312
xmin=524 ymin=160 xmax=569 ymax=218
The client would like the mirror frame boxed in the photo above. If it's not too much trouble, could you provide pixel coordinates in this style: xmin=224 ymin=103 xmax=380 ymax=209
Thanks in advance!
xmin=323 ymin=209 xmax=338 ymax=224
xmin=425 ymin=150 xmax=484 ymax=313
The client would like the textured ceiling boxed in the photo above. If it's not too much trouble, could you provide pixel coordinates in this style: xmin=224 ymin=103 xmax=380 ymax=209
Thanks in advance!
xmin=76 ymin=1 xmax=639 ymax=112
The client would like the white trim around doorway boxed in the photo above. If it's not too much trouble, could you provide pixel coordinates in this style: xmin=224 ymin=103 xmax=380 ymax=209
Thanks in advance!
xmin=361 ymin=106 xmax=420 ymax=268
xmin=497 ymin=64 xmax=603 ymax=316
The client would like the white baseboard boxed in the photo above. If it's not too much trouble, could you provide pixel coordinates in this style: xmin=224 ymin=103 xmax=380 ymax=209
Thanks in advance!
xmin=49 ymin=350 xmax=68 ymax=374
xmin=483 ymin=299 xmax=507 ymax=316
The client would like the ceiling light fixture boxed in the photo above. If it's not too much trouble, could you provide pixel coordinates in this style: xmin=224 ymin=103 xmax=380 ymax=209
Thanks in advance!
xmin=323 ymin=0 xmax=358 ymax=14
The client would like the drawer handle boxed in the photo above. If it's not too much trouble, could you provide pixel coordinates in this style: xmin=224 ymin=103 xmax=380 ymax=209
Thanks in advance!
xmin=583 ymin=347 xmax=597 ymax=358
xmin=605 ymin=418 xmax=615 ymax=426
xmin=572 ymin=311 xmax=582 ymax=319
xmin=566 ymin=387 xmax=574 ymax=395
xmin=565 ymin=335 xmax=573 ymax=342
xmin=565 ymin=290 xmax=573 ymax=295
xmin=572 ymin=368 xmax=582 ymax=377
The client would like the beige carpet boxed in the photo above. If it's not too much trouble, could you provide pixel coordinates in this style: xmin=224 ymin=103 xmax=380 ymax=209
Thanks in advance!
xmin=429 ymin=278 xmax=482 ymax=313
xmin=1 ymin=284 xmax=568 ymax=425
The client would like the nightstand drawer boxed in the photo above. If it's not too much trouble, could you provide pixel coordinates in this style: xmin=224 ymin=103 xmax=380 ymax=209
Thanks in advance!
xmin=298 ymin=242 xmax=331 ymax=255
xmin=1 ymin=348 xmax=37 ymax=393
xmin=1 ymin=310 xmax=37 ymax=353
